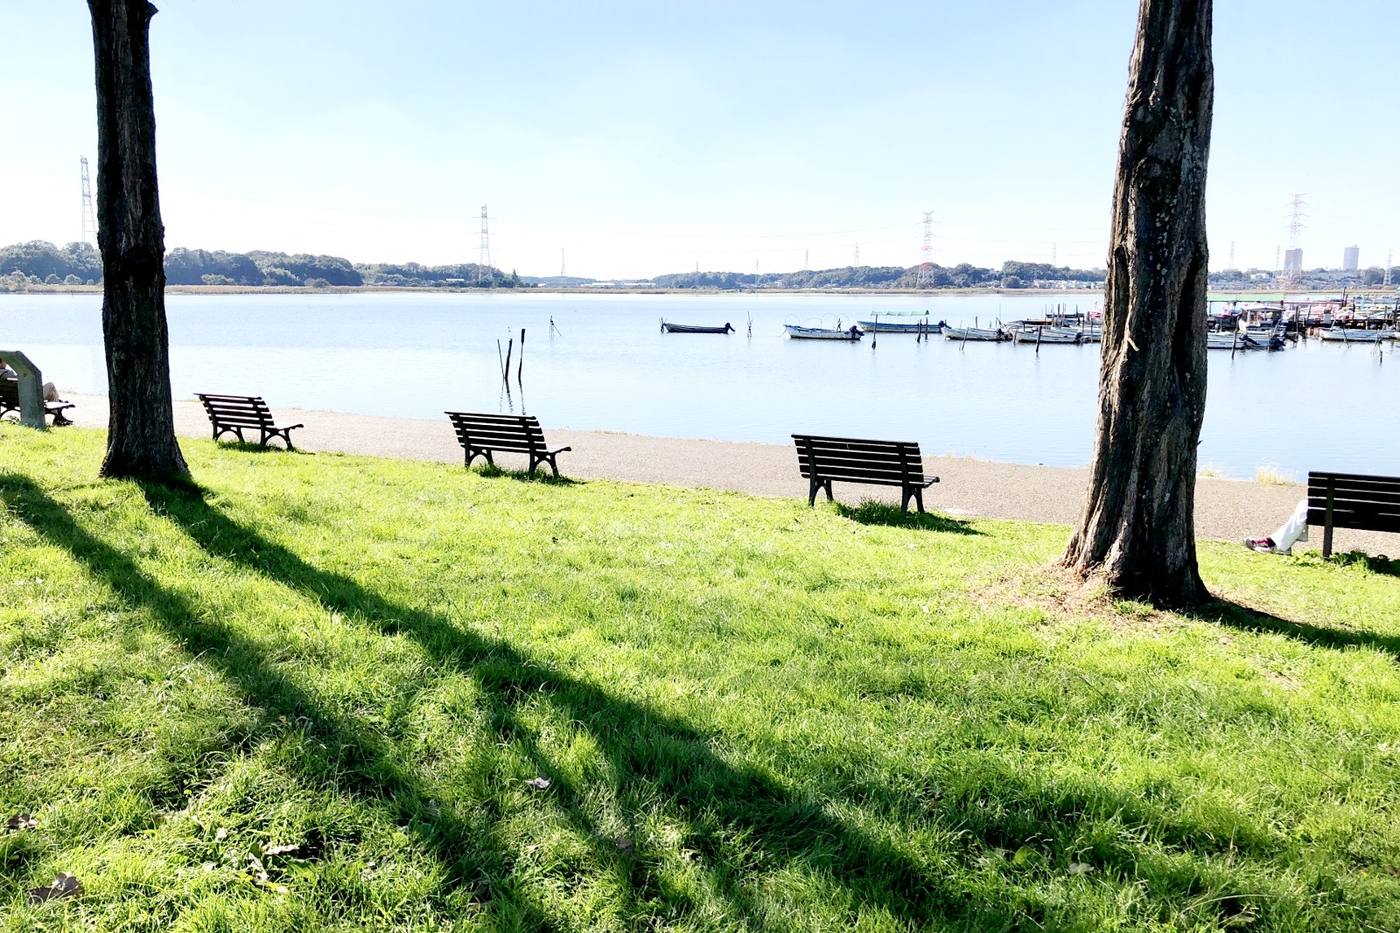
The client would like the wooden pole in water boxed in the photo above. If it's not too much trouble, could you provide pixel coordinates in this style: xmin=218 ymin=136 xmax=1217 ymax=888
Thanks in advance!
xmin=517 ymin=328 xmax=525 ymax=384
xmin=503 ymin=337 xmax=513 ymax=384
xmin=1035 ymin=324 xmax=1043 ymax=354
xmin=496 ymin=339 xmax=505 ymax=379
xmin=871 ymin=314 xmax=877 ymax=350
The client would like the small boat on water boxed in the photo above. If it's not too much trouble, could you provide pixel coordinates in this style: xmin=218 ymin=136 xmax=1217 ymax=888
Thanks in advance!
xmin=1012 ymin=328 xmax=1081 ymax=345
xmin=785 ymin=324 xmax=864 ymax=341
xmin=1206 ymin=331 xmax=1277 ymax=351
xmin=1318 ymin=327 xmax=1396 ymax=343
xmin=661 ymin=321 xmax=734 ymax=334
xmin=940 ymin=325 xmax=1005 ymax=342
xmin=856 ymin=318 xmax=946 ymax=333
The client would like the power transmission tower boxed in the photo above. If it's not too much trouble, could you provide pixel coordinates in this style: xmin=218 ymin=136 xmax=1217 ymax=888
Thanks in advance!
xmin=80 ymin=157 xmax=97 ymax=245
xmin=560 ymin=248 xmax=565 ymax=278
xmin=1387 ymin=248 xmax=1394 ymax=287
xmin=477 ymin=205 xmax=491 ymax=286
xmin=804 ymin=247 xmax=809 ymax=269
xmin=1051 ymin=242 xmax=1058 ymax=266
xmin=917 ymin=210 xmax=934 ymax=288
xmin=854 ymin=242 xmax=859 ymax=266
xmin=1284 ymin=193 xmax=1307 ymax=285
xmin=1228 ymin=240 xmax=1235 ymax=269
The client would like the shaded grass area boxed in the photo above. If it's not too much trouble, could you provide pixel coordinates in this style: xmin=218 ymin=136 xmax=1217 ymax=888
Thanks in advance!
xmin=2 ymin=427 xmax=1399 ymax=930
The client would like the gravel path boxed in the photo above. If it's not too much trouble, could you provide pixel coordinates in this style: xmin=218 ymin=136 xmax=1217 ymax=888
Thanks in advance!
xmin=60 ymin=392 xmax=1392 ymax=555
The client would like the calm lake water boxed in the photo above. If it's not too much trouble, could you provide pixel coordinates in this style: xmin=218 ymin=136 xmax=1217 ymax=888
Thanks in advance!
xmin=3 ymin=291 xmax=1396 ymax=480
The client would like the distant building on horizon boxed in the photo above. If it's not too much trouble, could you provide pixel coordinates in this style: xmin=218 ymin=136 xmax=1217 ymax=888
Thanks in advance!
xmin=1283 ymin=248 xmax=1304 ymax=276
xmin=1343 ymin=245 xmax=1359 ymax=272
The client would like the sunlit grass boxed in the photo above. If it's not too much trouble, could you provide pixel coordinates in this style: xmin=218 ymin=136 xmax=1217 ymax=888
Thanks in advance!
xmin=1 ymin=426 xmax=1398 ymax=931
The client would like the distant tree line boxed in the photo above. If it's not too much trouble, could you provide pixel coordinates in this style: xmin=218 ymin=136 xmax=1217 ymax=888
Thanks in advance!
xmin=652 ymin=261 xmax=1104 ymax=290
xmin=0 ymin=241 xmax=103 ymax=286
xmin=1208 ymin=265 xmax=1400 ymax=290
xmin=0 ymin=240 xmax=524 ymax=291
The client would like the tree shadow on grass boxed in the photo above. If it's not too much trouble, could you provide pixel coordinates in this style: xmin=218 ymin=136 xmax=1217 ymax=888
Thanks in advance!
xmin=1187 ymin=597 xmax=1400 ymax=661
xmin=0 ymin=473 xmax=555 ymax=927
xmin=835 ymin=500 xmax=982 ymax=535
xmin=2 ymin=473 xmax=1018 ymax=929
xmin=1325 ymin=550 xmax=1400 ymax=578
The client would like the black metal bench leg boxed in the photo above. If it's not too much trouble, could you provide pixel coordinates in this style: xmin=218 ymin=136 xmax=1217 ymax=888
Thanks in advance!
xmin=808 ymin=477 xmax=821 ymax=507
xmin=900 ymin=487 xmax=912 ymax=514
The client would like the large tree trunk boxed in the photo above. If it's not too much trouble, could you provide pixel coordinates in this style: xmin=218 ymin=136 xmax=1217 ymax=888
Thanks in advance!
xmin=1061 ymin=0 xmax=1213 ymax=607
xmin=89 ymin=0 xmax=188 ymax=480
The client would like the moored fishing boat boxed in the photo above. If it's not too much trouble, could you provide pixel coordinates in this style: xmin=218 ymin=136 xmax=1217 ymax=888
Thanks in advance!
xmin=1012 ymin=328 xmax=1080 ymax=345
xmin=661 ymin=321 xmax=734 ymax=334
xmin=856 ymin=318 xmax=946 ymax=333
xmin=940 ymin=324 xmax=1005 ymax=342
xmin=1318 ymin=327 xmax=1396 ymax=343
xmin=1206 ymin=331 xmax=1281 ymax=351
xmin=785 ymin=324 xmax=864 ymax=341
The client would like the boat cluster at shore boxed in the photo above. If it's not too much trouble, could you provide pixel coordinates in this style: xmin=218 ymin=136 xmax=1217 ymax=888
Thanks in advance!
xmin=661 ymin=298 xmax=1399 ymax=350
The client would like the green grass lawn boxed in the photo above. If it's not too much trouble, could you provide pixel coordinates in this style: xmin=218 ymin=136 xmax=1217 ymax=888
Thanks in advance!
xmin=2 ymin=426 xmax=1399 ymax=932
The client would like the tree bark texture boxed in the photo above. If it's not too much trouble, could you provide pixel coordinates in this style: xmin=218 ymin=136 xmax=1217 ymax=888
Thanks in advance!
xmin=1061 ymin=0 xmax=1213 ymax=607
xmin=89 ymin=0 xmax=188 ymax=480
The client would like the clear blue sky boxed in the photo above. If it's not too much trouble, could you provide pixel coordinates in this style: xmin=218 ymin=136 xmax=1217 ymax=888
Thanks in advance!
xmin=1 ymin=1 xmax=1395 ymax=278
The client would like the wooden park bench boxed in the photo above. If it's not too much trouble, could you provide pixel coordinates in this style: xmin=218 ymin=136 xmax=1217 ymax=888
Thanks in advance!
xmin=793 ymin=433 xmax=940 ymax=513
xmin=445 ymin=411 xmax=571 ymax=478
xmin=1308 ymin=471 xmax=1400 ymax=557
xmin=195 ymin=393 xmax=304 ymax=449
xmin=0 ymin=376 xmax=75 ymax=426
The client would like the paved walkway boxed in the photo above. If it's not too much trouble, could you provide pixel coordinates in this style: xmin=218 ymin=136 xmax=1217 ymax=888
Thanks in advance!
xmin=60 ymin=392 xmax=1389 ymax=554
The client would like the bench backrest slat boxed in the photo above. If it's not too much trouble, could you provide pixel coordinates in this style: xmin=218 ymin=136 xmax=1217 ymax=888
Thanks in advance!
xmin=793 ymin=433 xmax=925 ymax=487
xmin=1307 ymin=471 xmax=1400 ymax=533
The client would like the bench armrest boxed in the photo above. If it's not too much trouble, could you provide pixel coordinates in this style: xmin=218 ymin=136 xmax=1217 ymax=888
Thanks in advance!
xmin=284 ymin=423 xmax=305 ymax=431
xmin=549 ymin=446 xmax=572 ymax=455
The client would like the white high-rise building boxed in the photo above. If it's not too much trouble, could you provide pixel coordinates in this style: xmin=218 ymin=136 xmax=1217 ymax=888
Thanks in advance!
xmin=1343 ymin=245 xmax=1359 ymax=272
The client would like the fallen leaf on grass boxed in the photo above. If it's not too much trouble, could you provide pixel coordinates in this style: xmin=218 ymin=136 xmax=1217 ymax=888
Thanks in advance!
xmin=524 ymin=777 xmax=551 ymax=791
xmin=27 ymin=873 xmax=82 ymax=904
xmin=1068 ymin=862 xmax=1095 ymax=876
xmin=5 ymin=813 xmax=38 ymax=832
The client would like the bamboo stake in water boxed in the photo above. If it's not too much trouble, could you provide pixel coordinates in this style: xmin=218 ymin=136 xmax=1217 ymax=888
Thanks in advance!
xmin=517 ymin=328 xmax=525 ymax=385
